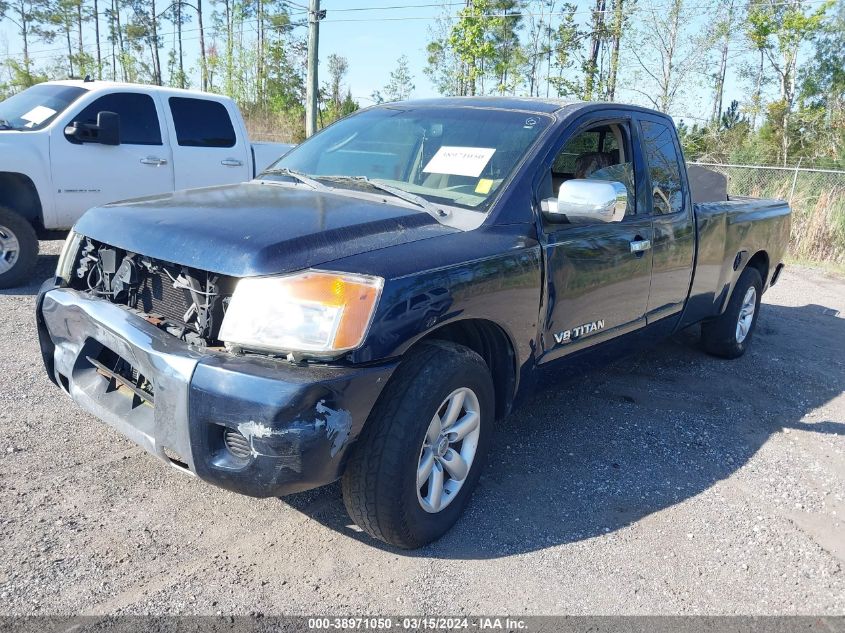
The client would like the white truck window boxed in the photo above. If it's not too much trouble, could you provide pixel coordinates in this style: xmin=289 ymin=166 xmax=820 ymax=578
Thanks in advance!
xmin=72 ymin=93 xmax=162 ymax=145
xmin=168 ymin=97 xmax=236 ymax=148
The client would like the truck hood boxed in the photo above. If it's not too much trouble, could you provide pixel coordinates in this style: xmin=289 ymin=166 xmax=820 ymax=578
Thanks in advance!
xmin=75 ymin=182 xmax=458 ymax=277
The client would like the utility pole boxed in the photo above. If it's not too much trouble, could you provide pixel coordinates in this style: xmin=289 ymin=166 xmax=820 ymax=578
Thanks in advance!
xmin=305 ymin=0 xmax=322 ymax=138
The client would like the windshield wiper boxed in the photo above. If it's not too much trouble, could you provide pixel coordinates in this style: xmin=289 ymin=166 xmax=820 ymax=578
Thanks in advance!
xmin=327 ymin=175 xmax=448 ymax=218
xmin=260 ymin=167 xmax=330 ymax=192
xmin=0 ymin=119 xmax=19 ymax=130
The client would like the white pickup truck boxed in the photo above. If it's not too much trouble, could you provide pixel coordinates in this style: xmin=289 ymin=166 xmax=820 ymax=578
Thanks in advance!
xmin=0 ymin=79 xmax=292 ymax=288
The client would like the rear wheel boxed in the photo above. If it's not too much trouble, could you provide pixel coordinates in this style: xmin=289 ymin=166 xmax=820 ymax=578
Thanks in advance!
xmin=0 ymin=207 xmax=38 ymax=289
xmin=701 ymin=266 xmax=763 ymax=359
xmin=341 ymin=341 xmax=494 ymax=549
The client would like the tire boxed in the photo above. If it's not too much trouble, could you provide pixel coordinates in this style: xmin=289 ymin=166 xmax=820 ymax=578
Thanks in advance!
xmin=701 ymin=266 xmax=763 ymax=359
xmin=341 ymin=340 xmax=495 ymax=549
xmin=0 ymin=206 xmax=39 ymax=290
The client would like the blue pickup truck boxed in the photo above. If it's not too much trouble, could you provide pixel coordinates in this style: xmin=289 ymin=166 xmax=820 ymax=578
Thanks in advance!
xmin=37 ymin=98 xmax=790 ymax=548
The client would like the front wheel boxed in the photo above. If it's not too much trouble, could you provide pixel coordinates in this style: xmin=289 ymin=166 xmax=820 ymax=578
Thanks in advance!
xmin=701 ymin=266 xmax=763 ymax=359
xmin=0 ymin=207 xmax=39 ymax=289
xmin=341 ymin=341 xmax=494 ymax=549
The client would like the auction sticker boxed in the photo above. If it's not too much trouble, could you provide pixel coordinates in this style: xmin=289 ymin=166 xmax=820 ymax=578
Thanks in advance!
xmin=21 ymin=105 xmax=56 ymax=126
xmin=423 ymin=146 xmax=496 ymax=178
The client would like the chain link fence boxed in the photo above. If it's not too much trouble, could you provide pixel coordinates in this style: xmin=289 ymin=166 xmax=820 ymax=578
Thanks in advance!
xmin=689 ymin=162 xmax=845 ymax=264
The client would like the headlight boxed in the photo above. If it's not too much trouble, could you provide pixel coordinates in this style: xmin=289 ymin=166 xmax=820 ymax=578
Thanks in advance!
xmin=219 ymin=270 xmax=384 ymax=357
xmin=55 ymin=231 xmax=83 ymax=282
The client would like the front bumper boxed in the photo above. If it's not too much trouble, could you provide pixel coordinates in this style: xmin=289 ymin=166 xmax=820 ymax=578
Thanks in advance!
xmin=36 ymin=282 xmax=397 ymax=497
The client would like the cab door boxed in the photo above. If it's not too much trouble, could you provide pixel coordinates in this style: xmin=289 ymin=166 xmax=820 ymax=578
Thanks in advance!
xmin=636 ymin=114 xmax=696 ymax=322
xmin=50 ymin=91 xmax=174 ymax=227
xmin=537 ymin=114 xmax=654 ymax=363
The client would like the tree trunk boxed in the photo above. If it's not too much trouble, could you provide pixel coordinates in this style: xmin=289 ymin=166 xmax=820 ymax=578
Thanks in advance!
xmin=115 ymin=0 xmax=126 ymax=81
xmin=256 ymin=0 xmax=264 ymax=101
xmin=94 ymin=0 xmax=102 ymax=78
xmin=77 ymin=1 xmax=84 ymax=60
xmin=710 ymin=0 xmax=733 ymax=125
xmin=606 ymin=0 xmax=623 ymax=100
xmin=711 ymin=35 xmax=729 ymax=123
xmin=20 ymin=3 xmax=31 ymax=81
xmin=66 ymin=25 xmax=75 ymax=76
xmin=545 ymin=2 xmax=556 ymax=98
xmin=225 ymin=0 xmax=233 ymax=95
xmin=584 ymin=0 xmax=606 ymax=100
xmin=751 ymin=48 xmax=763 ymax=129
xmin=150 ymin=0 xmax=161 ymax=84
xmin=659 ymin=0 xmax=681 ymax=112
xmin=197 ymin=0 xmax=207 ymax=91
xmin=110 ymin=0 xmax=116 ymax=79
xmin=177 ymin=1 xmax=184 ymax=87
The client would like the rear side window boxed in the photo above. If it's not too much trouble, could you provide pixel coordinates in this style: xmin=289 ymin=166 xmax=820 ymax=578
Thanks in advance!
xmin=169 ymin=97 xmax=236 ymax=147
xmin=640 ymin=120 xmax=684 ymax=215
xmin=73 ymin=92 xmax=161 ymax=145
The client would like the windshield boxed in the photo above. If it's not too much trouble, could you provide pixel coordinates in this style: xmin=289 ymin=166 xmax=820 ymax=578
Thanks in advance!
xmin=265 ymin=106 xmax=552 ymax=211
xmin=0 ymin=84 xmax=87 ymax=131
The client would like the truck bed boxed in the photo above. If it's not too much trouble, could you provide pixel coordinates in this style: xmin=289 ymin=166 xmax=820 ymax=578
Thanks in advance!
xmin=682 ymin=196 xmax=792 ymax=328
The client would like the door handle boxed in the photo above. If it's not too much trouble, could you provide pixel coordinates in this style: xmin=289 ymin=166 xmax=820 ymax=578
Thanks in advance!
xmin=221 ymin=158 xmax=243 ymax=167
xmin=630 ymin=239 xmax=652 ymax=254
xmin=140 ymin=156 xmax=167 ymax=166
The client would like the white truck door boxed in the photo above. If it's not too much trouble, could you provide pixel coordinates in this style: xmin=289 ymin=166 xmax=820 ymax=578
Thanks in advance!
xmin=166 ymin=96 xmax=250 ymax=189
xmin=50 ymin=91 xmax=174 ymax=228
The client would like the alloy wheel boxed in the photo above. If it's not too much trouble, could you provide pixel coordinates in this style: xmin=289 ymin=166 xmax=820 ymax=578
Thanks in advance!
xmin=736 ymin=286 xmax=757 ymax=343
xmin=416 ymin=387 xmax=481 ymax=513
xmin=0 ymin=225 xmax=20 ymax=275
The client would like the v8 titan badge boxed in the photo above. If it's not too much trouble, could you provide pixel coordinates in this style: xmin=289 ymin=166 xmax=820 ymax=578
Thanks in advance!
xmin=554 ymin=319 xmax=605 ymax=345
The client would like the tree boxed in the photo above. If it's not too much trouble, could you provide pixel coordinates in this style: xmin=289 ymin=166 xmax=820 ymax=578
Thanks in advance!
xmin=747 ymin=0 xmax=832 ymax=164
xmin=1 ymin=0 xmax=49 ymax=86
xmin=382 ymin=55 xmax=415 ymax=102
xmin=426 ymin=0 xmax=522 ymax=96
xmin=797 ymin=0 xmax=845 ymax=162
xmin=166 ymin=0 xmax=192 ymax=88
xmin=197 ymin=0 xmax=207 ymax=90
xmin=489 ymin=0 xmax=522 ymax=95
xmin=424 ymin=6 xmax=463 ymax=96
xmin=326 ymin=53 xmax=348 ymax=110
xmin=448 ymin=0 xmax=497 ymax=95
xmin=583 ymin=0 xmax=606 ymax=99
xmin=39 ymin=0 xmax=74 ymax=76
xmin=523 ymin=0 xmax=556 ymax=97
xmin=627 ymin=0 xmax=710 ymax=112
xmin=126 ymin=0 xmax=164 ymax=85
xmin=548 ymin=3 xmax=585 ymax=98
xmin=710 ymin=0 xmax=738 ymax=123
xmin=744 ymin=0 xmax=773 ymax=129
xmin=605 ymin=0 xmax=626 ymax=100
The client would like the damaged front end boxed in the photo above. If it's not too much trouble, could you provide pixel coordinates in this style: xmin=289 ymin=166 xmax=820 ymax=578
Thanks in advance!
xmin=36 ymin=236 xmax=398 ymax=497
xmin=67 ymin=236 xmax=234 ymax=349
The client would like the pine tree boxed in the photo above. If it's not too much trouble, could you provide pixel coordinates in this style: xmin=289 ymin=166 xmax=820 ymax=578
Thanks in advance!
xmin=383 ymin=55 xmax=415 ymax=102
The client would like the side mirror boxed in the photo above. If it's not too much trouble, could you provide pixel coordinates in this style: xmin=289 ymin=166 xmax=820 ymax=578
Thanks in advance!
xmin=64 ymin=111 xmax=121 ymax=146
xmin=542 ymin=179 xmax=627 ymax=223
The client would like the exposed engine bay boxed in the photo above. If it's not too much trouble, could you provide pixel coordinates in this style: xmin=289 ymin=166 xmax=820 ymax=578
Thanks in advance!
xmin=69 ymin=238 xmax=236 ymax=347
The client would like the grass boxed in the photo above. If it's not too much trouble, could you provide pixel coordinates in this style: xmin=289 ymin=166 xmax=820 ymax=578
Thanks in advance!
xmin=784 ymin=254 xmax=845 ymax=279
xmin=722 ymin=169 xmax=845 ymax=265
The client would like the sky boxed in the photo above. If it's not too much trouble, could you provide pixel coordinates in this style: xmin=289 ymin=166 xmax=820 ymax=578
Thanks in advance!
xmin=0 ymin=0 xmax=801 ymax=125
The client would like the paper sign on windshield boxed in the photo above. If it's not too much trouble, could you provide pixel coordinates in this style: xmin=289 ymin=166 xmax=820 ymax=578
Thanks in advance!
xmin=21 ymin=105 xmax=56 ymax=126
xmin=423 ymin=146 xmax=496 ymax=178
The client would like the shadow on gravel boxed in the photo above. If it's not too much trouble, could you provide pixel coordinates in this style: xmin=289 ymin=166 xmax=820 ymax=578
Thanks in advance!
xmin=284 ymin=302 xmax=845 ymax=558
xmin=0 ymin=251 xmax=57 ymax=297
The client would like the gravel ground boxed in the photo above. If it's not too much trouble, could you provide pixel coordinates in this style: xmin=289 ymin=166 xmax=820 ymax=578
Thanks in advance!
xmin=1 ymin=241 xmax=843 ymax=616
